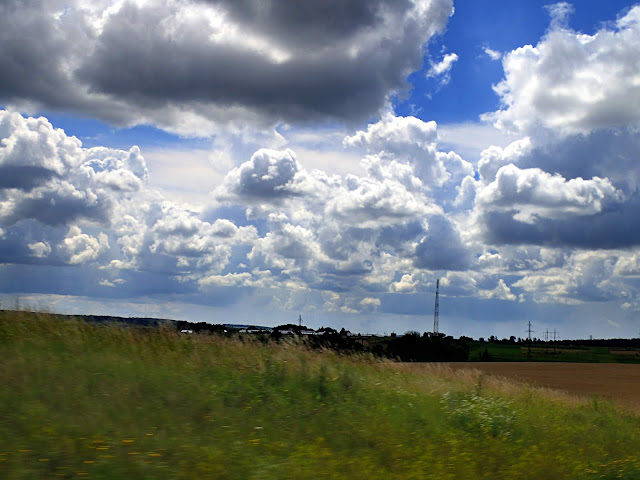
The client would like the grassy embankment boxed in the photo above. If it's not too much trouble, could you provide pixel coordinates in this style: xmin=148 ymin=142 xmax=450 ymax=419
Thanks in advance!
xmin=1 ymin=310 xmax=640 ymax=479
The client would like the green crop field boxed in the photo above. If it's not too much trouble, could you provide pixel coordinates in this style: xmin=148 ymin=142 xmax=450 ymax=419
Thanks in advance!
xmin=1 ymin=310 xmax=640 ymax=479
xmin=469 ymin=342 xmax=640 ymax=363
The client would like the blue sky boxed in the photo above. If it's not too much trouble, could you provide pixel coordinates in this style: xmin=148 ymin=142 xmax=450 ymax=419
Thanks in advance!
xmin=2 ymin=0 xmax=640 ymax=339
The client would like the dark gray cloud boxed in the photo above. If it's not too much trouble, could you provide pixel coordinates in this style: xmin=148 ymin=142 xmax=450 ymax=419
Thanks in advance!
xmin=77 ymin=0 xmax=441 ymax=124
xmin=517 ymin=130 xmax=640 ymax=192
xmin=0 ymin=1 xmax=68 ymax=102
xmin=209 ymin=0 xmax=411 ymax=46
xmin=376 ymin=220 xmax=425 ymax=253
xmin=0 ymin=1 xmax=110 ymax=117
xmin=0 ymin=0 xmax=453 ymax=131
xmin=0 ymin=166 xmax=58 ymax=190
xmin=318 ymin=225 xmax=375 ymax=262
xmin=0 ymin=181 xmax=111 ymax=226
xmin=414 ymin=214 xmax=470 ymax=271
xmin=481 ymin=194 xmax=640 ymax=249
xmin=0 ymin=220 xmax=64 ymax=266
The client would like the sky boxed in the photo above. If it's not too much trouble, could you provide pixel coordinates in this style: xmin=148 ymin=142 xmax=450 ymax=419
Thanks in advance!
xmin=1 ymin=0 xmax=640 ymax=339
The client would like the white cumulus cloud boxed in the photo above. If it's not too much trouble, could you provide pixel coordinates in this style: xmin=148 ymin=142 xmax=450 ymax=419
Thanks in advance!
xmin=477 ymin=164 xmax=622 ymax=223
xmin=483 ymin=47 xmax=501 ymax=60
xmin=427 ymin=52 xmax=458 ymax=84
xmin=484 ymin=5 xmax=640 ymax=135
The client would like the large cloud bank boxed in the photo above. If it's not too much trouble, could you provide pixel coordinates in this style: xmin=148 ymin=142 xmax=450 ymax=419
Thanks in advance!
xmin=0 ymin=0 xmax=453 ymax=134
xmin=0 ymin=109 xmax=483 ymax=315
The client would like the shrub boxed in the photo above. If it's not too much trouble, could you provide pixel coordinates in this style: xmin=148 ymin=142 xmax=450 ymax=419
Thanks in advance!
xmin=440 ymin=391 xmax=517 ymax=438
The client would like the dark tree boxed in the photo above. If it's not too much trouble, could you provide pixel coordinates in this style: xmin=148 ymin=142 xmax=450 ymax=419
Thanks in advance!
xmin=386 ymin=331 xmax=469 ymax=362
xmin=479 ymin=348 xmax=492 ymax=361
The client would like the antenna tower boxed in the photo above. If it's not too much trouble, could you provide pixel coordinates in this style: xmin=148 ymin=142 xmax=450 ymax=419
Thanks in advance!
xmin=433 ymin=279 xmax=440 ymax=334
xmin=298 ymin=314 xmax=302 ymax=328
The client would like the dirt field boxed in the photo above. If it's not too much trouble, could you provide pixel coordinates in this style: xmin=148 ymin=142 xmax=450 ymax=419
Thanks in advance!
xmin=440 ymin=362 xmax=640 ymax=411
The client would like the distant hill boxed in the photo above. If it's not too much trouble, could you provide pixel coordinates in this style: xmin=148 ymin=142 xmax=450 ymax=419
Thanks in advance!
xmin=0 ymin=310 xmax=268 ymax=332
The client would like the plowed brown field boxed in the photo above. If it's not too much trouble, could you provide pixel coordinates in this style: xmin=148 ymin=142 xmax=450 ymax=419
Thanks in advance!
xmin=441 ymin=362 xmax=640 ymax=411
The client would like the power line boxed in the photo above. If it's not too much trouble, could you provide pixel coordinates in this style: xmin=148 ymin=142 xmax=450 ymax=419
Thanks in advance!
xmin=527 ymin=321 xmax=534 ymax=341
xmin=545 ymin=328 xmax=549 ymax=354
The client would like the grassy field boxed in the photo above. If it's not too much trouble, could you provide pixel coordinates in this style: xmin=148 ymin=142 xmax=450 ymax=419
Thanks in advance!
xmin=469 ymin=342 xmax=640 ymax=363
xmin=2 ymin=311 xmax=640 ymax=479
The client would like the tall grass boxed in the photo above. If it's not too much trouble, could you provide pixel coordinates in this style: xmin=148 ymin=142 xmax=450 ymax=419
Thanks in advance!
xmin=1 ymin=310 xmax=639 ymax=479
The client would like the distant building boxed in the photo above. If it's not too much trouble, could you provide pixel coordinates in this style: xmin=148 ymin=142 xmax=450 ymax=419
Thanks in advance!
xmin=239 ymin=327 xmax=272 ymax=334
xmin=317 ymin=327 xmax=338 ymax=336
xmin=278 ymin=329 xmax=296 ymax=335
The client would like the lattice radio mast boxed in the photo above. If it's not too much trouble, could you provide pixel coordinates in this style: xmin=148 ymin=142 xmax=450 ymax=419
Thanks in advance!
xmin=433 ymin=279 xmax=440 ymax=334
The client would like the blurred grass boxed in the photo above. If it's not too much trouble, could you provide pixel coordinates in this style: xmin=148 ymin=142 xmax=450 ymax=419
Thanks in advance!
xmin=1 ymin=310 xmax=639 ymax=479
